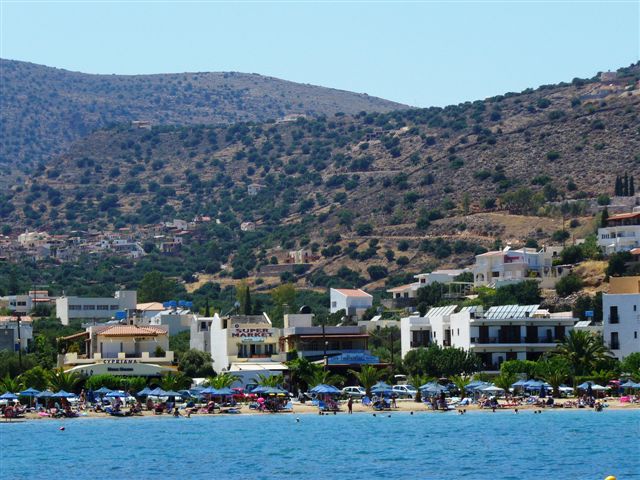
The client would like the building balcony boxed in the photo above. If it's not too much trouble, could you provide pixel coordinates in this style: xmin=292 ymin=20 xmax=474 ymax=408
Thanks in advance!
xmin=470 ymin=336 xmax=559 ymax=347
xmin=410 ymin=341 xmax=431 ymax=348
xmin=60 ymin=350 xmax=174 ymax=366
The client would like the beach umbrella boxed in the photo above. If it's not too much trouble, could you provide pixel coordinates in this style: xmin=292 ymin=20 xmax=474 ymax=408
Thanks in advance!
xmin=105 ymin=391 xmax=127 ymax=398
xmin=481 ymin=385 xmax=505 ymax=394
xmin=420 ymin=382 xmax=447 ymax=394
xmin=577 ymin=381 xmax=597 ymax=390
xmin=310 ymin=384 xmax=341 ymax=395
xmin=19 ymin=387 xmax=41 ymax=397
xmin=0 ymin=392 xmax=19 ymax=400
xmin=37 ymin=390 xmax=54 ymax=398
xmin=147 ymin=387 xmax=167 ymax=397
xmin=52 ymin=390 xmax=75 ymax=398
xmin=511 ymin=380 xmax=528 ymax=388
xmin=137 ymin=387 xmax=152 ymax=397
xmin=94 ymin=387 xmax=112 ymax=397
xmin=620 ymin=380 xmax=637 ymax=389
xmin=163 ymin=390 xmax=183 ymax=398
xmin=200 ymin=386 xmax=217 ymax=395
xmin=590 ymin=384 xmax=608 ymax=391
xmin=372 ymin=381 xmax=392 ymax=390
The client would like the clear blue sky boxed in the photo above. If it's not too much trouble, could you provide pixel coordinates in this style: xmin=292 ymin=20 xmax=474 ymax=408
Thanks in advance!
xmin=1 ymin=1 xmax=638 ymax=107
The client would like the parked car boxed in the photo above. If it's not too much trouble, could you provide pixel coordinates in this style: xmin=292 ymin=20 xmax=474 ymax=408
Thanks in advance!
xmin=342 ymin=386 xmax=367 ymax=399
xmin=392 ymin=385 xmax=418 ymax=399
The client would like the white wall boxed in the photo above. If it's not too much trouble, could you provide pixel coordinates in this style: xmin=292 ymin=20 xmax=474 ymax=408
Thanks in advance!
xmin=450 ymin=310 xmax=471 ymax=350
xmin=603 ymin=293 xmax=640 ymax=360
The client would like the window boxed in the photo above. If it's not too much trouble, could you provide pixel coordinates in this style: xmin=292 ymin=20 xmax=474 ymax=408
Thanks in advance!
xmin=634 ymin=331 xmax=638 ymax=339
xmin=331 ymin=301 xmax=337 ymax=308
xmin=69 ymin=305 xmax=82 ymax=311
xmin=610 ymin=332 xmax=620 ymax=350
xmin=97 ymin=305 xmax=109 ymax=311
xmin=609 ymin=306 xmax=619 ymax=324
xmin=110 ymin=305 xmax=119 ymax=310
xmin=83 ymin=305 xmax=96 ymax=310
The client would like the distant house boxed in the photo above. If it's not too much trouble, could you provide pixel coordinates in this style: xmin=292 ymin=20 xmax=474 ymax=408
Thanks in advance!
xmin=240 ymin=222 xmax=256 ymax=232
xmin=385 ymin=269 xmax=470 ymax=308
xmin=472 ymin=245 xmax=568 ymax=289
xmin=598 ymin=212 xmax=640 ymax=254
xmin=131 ymin=120 xmax=152 ymax=130
xmin=329 ymin=288 xmax=373 ymax=319
xmin=247 ymin=184 xmax=264 ymax=196
xmin=0 ymin=316 xmax=33 ymax=351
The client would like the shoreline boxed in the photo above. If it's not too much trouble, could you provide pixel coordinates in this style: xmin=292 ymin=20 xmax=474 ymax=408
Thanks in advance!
xmin=6 ymin=399 xmax=639 ymax=421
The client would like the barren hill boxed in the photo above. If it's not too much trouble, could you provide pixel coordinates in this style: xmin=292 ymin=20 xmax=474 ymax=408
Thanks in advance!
xmin=0 ymin=59 xmax=407 ymax=170
xmin=2 ymin=63 xmax=639 ymax=283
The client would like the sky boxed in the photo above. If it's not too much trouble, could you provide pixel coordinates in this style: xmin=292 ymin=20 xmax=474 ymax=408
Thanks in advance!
xmin=0 ymin=1 xmax=638 ymax=107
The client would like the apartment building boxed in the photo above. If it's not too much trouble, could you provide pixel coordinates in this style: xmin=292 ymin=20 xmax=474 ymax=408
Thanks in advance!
xmin=56 ymin=290 xmax=137 ymax=325
xmin=598 ymin=212 xmax=640 ymax=254
xmin=602 ymin=276 xmax=640 ymax=360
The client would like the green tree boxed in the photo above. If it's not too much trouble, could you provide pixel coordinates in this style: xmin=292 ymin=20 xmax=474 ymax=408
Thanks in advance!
xmin=555 ymin=274 xmax=584 ymax=297
xmin=348 ymin=365 xmax=380 ymax=397
xmin=536 ymin=357 xmax=571 ymax=397
xmin=160 ymin=372 xmax=192 ymax=391
xmin=450 ymin=374 xmax=472 ymax=399
xmin=178 ymin=349 xmax=214 ymax=377
xmin=0 ymin=374 xmax=21 ymax=393
xmin=304 ymin=368 xmax=345 ymax=388
xmin=286 ymin=357 xmax=318 ymax=393
xmin=554 ymin=330 xmax=612 ymax=378
xmin=237 ymin=281 xmax=252 ymax=315
xmin=206 ymin=372 xmax=240 ymax=389
xmin=620 ymin=352 xmax=640 ymax=377
xmin=499 ymin=359 xmax=538 ymax=378
xmin=47 ymin=368 xmax=82 ymax=393
xmin=138 ymin=271 xmax=182 ymax=303
xmin=18 ymin=366 xmax=50 ymax=391
xmin=403 ymin=345 xmax=481 ymax=378
xmin=493 ymin=372 xmax=516 ymax=393
xmin=606 ymin=251 xmax=633 ymax=277
xmin=254 ymin=373 xmax=284 ymax=387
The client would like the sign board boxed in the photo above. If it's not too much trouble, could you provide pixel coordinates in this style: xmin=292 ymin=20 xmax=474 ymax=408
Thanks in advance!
xmin=328 ymin=352 xmax=380 ymax=365
xmin=585 ymin=311 xmax=594 ymax=318
xmin=231 ymin=326 xmax=273 ymax=339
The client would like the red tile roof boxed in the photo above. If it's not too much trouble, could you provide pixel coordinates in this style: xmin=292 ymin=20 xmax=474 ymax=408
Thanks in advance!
xmin=608 ymin=212 xmax=640 ymax=221
xmin=332 ymin=288 xmax=372 ymax=298
xmin=98 ymin=325 xmax=167 ymax=337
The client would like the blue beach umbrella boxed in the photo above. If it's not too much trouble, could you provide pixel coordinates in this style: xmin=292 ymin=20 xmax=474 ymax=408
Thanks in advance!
xmin=105 ymin=391 xmax=127 ymax=398
xmin=137 ymin=387 xmax=152 ymax=397
xmin=310 ymin=384 xmax=341 ymax=395
xmin=19 ymin=387 xmax=41 ymax=397
xmin=0 ymin=392 xmax=19 ymax=400
xmin=420 ymin=382 xmax=448 ymax=394
xmin=52 ymin=390 xmax=75 ymax=398
xmin=94 ymin=387 xmax=112 ymax=395
xmin=147 ymin=387 xmax=167 ymax=397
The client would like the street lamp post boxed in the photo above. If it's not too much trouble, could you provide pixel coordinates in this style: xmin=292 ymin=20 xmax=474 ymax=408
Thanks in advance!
xmin=322 ymin=321 xmax=328 ymax=371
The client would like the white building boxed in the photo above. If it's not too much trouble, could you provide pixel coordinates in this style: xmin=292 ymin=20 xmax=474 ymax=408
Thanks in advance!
xmin=1 ymin=290 xmax=53 ymax=314
xmin=0 ymin=316 xmax=33 ymax=351
xmin=207 ymin=313 xmax=286 ymax=382
xmin=58 ymin=324 xmax=175 ymax=377
xmin=142 ymin=307 xmax=195 ymax=336
xmin=602 ymin=276 xmax=640 ymax=360
xmin=329 ymin=288 xmax=373 ymax=318
xmin=56 ymin=290 xmax=137 ymax=325
xmin=18 ymin=231 xmax=50 ymax=249
xmin=598 ymin=212 xmax=640 ymax=254
xmin=473 ymin=245 xmax=568 ymax=289
xmin=386 ymin=269 xmax=469 ymax=307
xmin=401 ymin=304 xmax=577 ymax=372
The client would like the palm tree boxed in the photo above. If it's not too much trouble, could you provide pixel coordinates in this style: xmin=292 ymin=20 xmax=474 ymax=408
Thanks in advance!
xmin=254 ymin=373 xmax=284 ymax=388
xmin=286 ymin=357 xmax=318 ymax=393
xmin=47 ymin=368 xmax=81 ymax=393
xmin=206 ymin=372 xmax=240 ymax=389
xmin=537 ymin=358 xmax=570 ymax=397
xmin=348 ymin=365 xmax=380 ymax=397
xmin=555 ymin=330 xmax=613 ymax=378
xmin=304 ymin=369 xmax=345 ymax=388
xmin=493 ymin=372 xmax=516 ymax=393
xmin=161 ymin=372 xmax=192 ymax=391
xmin=450 ymin=374 xmax=472 ymax=399
xmin=0 ymin=374 xmax=21 ymax=393
xmin=19 ymin=366 xmax=51 ymax=391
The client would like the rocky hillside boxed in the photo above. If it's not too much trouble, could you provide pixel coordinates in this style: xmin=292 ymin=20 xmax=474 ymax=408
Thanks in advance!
xmin=2 ymin=64 xmax=639 ymax=284
xmin=0 ymin=59 xmax=407 ymax=170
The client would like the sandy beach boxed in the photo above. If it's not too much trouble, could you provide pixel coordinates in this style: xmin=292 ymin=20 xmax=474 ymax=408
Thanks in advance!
xmin=8 ymin=397 xmax=638 ymax=422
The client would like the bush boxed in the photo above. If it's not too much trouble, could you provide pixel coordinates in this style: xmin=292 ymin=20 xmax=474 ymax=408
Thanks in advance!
xmin=555 ymin=274 xmax=584 ymax=297
xmin=546 ymin=151 xmax=561 ymax=161
xmin=396 ymin=256 xmax=410 ymax=266
xmin=367 ymin=265 xmax=389 ymax=281
xmin=355 ymin=223 xmax=373 ymax=236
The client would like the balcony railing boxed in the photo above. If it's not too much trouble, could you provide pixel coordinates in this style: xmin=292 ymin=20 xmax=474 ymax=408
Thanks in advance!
xmin=410 ymin=341 xmax=431 ymax=348
xmin=471 ymin=336 xmax=559 ymax=345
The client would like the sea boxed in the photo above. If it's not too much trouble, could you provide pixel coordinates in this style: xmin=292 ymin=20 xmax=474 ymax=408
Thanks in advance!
xmin=1 ymin=409 xmax=638 ymax=479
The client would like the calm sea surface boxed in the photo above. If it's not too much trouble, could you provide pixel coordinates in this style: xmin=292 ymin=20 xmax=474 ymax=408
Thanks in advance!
xmin=1 ymin=409 xmax=638 ymax=479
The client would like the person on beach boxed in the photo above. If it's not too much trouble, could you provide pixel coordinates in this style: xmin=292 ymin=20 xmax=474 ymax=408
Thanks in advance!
xmin=347 ymin=397 xmax=353 ymax=414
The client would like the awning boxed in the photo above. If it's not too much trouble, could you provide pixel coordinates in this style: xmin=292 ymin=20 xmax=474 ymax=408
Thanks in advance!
xmin=228 ymin=362 xmax=288 ymax=372
xmin=292 ymin=334 xmax=369 ymax=339
xmin=58 ymin=331 xmax=89 ymax=342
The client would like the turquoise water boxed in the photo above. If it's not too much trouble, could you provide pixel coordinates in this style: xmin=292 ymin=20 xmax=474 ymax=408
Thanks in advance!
xmin=1 ymin=410 xmax=639 ymax=479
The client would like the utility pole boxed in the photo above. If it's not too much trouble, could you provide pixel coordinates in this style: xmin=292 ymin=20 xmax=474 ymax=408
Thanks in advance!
xmin=389 ymin=329 xmax=394 ymax=375
xmin=15 ymin=312 xmax=22 ymax=368
xmin=322 ymin=321 xmax=327 ymax=372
